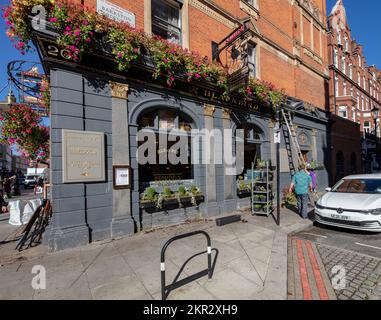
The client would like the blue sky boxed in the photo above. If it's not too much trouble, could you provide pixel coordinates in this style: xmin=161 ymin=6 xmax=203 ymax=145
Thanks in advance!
xmin=0 ymin=0 xmax=380 ymax=102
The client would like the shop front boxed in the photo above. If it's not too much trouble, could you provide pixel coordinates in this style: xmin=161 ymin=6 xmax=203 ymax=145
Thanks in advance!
xmin=25 ymin=16 xmax=330 ymax=251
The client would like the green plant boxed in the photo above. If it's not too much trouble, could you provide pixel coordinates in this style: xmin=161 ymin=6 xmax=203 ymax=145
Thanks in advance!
xmin=141 ymin=187 xmax=157 ymax=202
xmin=190 ymin=185 xmax=202 ymax=196
xmin=238 ymin=181 xmax=249 ymax=192
xmin=177 ymin=186 xmax=187 ymax=196
xmin=257 ymin=159 xmax=266 ymax=168
xmin=282 ymin=187 xmax=297 ymax=207
xmin=162 ymin=187 xmax=173 ymax=198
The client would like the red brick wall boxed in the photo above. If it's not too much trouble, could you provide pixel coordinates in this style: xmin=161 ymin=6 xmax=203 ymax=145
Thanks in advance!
xmin=77 ymin=0 xmax=330 ymax=110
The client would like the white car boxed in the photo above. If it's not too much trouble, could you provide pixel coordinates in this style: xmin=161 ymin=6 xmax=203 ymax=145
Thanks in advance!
xmin=315 ymin=174 xmax=381 ymax=232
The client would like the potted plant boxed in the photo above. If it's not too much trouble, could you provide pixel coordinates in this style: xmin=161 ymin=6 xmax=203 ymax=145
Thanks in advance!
xmin=237 ymin=180 xmax=250 ymax=198
xmin=259 ymin=195 xmax=267 ymax=202
xmin=178 ymin=185 xmax=192 ymax=206
xmin=161 ymin=187 xmax=179 ymax=206
xmin=140 ymin=187 xmax=157 ymax=209
xmin=190 ymin=185 xmax=204 ymax=205
xmin=257 ymin=159 xmax=267 ymax=169
xmin=253 ymin=204 xmax=262 ymax=212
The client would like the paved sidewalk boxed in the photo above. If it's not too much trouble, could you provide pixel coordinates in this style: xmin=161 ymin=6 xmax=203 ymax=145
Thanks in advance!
xmin=0 ymin=208 xmax=311 ymax=300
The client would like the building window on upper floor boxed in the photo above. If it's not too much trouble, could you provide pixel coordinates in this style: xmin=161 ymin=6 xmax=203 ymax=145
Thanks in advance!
xmin=370 ymin=83 xmax=373 ymax=96
xmin=244 ymin=0 xmax=258 ymax=8
xmin=352 ymin=107 xmax=356 ymax=122
xmin=363 ymin=76 xmax=366 ymax=90
xmin=338 ymin=106 xmax=347 ymax=119
xmin=341 ymin=56 xmax=346 ymax=74
xmin=349 ymin=63 xmax=352 ymax=79
xmin=358 ymin=55 xmax=362 ymax=68
xmin=366 ymin=99 xmax=369 ymax=110
xmin=333 ymin=48 xmax=338 ymax=68
xmin=361 ymin=95 xmax=364 ymax=111
xmin=152 ymin=0 xmax=182 ymax=45
xmin=247 ymin=43 xmax=256 ymax=78
xmin=350 ymin=86 xmax=354 ymax=97
xmin=337 ymin=29 xmax=342 ymax=45
xmin=343 ymin=80 xmax=347 ymax=96
xmin=335 ymin=75 xmax=339 ymax=97
xmin=364 ymin=121 xmax=371 ymax=134
xmin=357 ymin=93 xmax=360 ymax=109
xmin=358 ymin=72 xmax=361 ymax=86
xmin=344 ymin=34 xmax=349 ymax=52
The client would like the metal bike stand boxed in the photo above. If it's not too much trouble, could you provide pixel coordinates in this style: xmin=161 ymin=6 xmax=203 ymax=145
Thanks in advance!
xmin=160 ymin=230 xmax=218 ymax=300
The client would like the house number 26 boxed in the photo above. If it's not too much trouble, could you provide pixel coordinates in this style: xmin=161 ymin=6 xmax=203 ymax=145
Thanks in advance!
xmin=47 ymin=45 xmax=72 ymax=60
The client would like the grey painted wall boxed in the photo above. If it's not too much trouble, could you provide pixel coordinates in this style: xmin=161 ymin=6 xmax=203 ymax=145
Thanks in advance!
xmin=47 ymin=67 xmax=331 ymax=251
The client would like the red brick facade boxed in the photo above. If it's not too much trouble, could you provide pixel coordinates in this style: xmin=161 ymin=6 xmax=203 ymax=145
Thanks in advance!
xmin=328 ymin=0 xmax=381 ymax=134
xmin=80 ymin=0 xmax=330 ymax=110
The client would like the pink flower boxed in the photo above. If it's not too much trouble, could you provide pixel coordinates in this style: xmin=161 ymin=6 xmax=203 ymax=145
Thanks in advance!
xmin=65 ymin=26 xmax=71 ymax=31
xmin=133 ymin=48 xmax=139 ymax=53
xmin=117 ymin=52 xmax=123 ymax=58
xmin=5 ymin=20 xmax=12 ymax=26
xmin=194 ymin=73 xmax=201 ymax=79
xmin=49 ymin=17 xmax=58 ymax=23
xmin=163 ymin=58 xmax=169 ymax=63
xmin=83 ymin=20 xmax=89 ymax=25
xmin=74 ymin=30 xmax=81 ymax=35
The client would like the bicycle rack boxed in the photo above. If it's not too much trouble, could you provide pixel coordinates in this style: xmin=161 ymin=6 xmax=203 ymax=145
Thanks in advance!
xmin=160 ymin=230 xmax=218 ymax=300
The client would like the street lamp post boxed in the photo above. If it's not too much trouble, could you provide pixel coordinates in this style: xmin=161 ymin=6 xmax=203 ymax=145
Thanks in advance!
xmin=371 ymin=107 xmax=380 ymax=172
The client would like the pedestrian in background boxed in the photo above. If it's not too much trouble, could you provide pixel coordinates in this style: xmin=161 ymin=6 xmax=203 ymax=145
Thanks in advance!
xmin=289 ymin=163 xmax=313 ymax=219
xmin=3 ymin=177 xmax=11 ymax=199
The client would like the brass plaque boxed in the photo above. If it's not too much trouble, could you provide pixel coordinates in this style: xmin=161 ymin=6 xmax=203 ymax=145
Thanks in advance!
xmin=62 ymin=130 xmax=105 ymax=183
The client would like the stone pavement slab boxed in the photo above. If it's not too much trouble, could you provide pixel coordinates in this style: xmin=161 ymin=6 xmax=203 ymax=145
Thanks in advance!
xmin=0 ymin=208 xmax=312 ymax=300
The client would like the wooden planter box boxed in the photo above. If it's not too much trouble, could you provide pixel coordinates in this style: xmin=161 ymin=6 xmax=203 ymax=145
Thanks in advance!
xmin=140 ymin=201 xmax=157 ymax=210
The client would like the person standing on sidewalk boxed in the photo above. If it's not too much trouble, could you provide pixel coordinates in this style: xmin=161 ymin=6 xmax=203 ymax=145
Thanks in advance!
xmin=289 ymin=164 xmax=313 ymax=219
xmin=307 ymin=164 xmax=317 ymax=206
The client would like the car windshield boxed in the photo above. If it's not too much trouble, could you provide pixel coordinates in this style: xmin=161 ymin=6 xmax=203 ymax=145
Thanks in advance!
xmin=332 ymin=178 xmax=381 ymax=194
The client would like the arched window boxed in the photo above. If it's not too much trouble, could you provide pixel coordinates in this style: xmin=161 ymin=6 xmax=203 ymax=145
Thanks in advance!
xmin=337 ymin=29 xmax=342 ymax=45
xmin=137 ymin=108 xmax=195 ymax=188
xmin=333 ymin=48 xmax=338 ymax=67
xmin=344 ymin=34 xmax=349 ymax=52
xmin=341 ymin=56 xmax=346 ymax=74
xmin=336 ymin=151 xmax=345 ymax=182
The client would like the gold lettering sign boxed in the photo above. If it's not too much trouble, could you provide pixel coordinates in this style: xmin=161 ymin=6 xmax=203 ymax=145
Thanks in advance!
xmin=62 ymin=130 xmax=105 ymax=183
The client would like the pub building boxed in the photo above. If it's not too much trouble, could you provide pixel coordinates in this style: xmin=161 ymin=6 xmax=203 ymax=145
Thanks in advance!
xmin=30 ymin=16 xmax=330 ymax=252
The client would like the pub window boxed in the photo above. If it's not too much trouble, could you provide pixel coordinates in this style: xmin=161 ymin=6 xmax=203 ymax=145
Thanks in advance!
xmin=138 ymin=109 xmax=194 ymax=186
xmin=247 ymin=43 xmax=256 ymax=78
xmin=152 ymin=0 xmax=182 ymax=45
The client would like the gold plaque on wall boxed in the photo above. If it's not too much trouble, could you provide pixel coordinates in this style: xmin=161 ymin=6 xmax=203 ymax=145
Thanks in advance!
xmin=62 ymin=129 xmax=105 ymax=183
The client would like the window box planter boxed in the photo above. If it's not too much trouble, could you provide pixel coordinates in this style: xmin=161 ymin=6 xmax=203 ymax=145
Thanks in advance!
xmin=193 ymin=195 xmax=205 ymax=204
xmin=179 ymin=196 xmax=192 ymax=205
xmin=162 ymin=198 xmax=179 ymax=206
xmin=140 ymin=200 xmax=157 ymax=210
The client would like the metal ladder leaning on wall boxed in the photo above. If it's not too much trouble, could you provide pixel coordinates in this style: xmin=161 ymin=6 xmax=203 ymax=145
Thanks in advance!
xmin=280 ymin=109 xmax=305 ymax=177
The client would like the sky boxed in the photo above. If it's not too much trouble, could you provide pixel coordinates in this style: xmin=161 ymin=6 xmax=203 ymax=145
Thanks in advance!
xmin=0 ymin=0 xmax=380 ymax=102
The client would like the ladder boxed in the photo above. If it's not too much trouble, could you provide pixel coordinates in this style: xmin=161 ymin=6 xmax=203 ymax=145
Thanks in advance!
xmin=280 ymin=109 xmax=305 ymax=177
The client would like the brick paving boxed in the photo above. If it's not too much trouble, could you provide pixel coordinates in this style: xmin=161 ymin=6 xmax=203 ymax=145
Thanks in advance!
xmin=317 ymin=244 xmax=381 ymax=300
